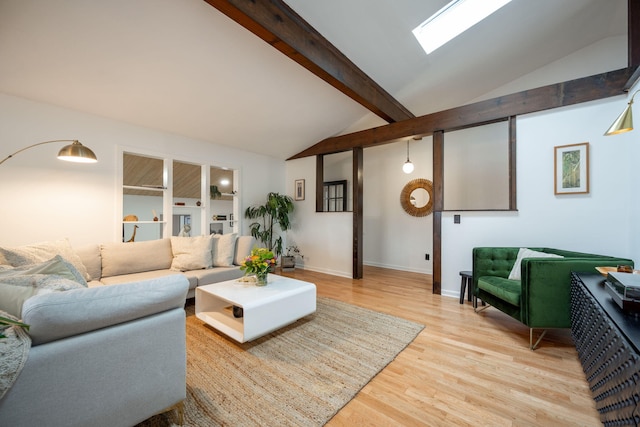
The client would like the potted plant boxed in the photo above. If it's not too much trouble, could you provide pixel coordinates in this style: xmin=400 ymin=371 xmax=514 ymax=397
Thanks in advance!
xmin=281 ymin=245 xmax=304 ymax=270
xmin=210 ymin=185 xmax=222 ymax=199
xmin=244 ymin=192 xmax=294 ymax=259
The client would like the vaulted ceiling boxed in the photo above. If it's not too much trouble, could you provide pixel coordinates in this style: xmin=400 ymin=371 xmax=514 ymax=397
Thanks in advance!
xmin=0 ymin=0 xmax=627 ymax=160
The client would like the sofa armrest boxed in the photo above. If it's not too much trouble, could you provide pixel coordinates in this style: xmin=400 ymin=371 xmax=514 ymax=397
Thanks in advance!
xmin=520 ymin=257 xmax=633 ymax=327
xmin=22 ymin=274 xmax=189 ymax=345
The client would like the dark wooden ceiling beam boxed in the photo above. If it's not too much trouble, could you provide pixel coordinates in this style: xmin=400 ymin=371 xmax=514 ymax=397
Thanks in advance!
xmin=203 ymin=0 xmax=414 ymax=123
xmin=288 ymin=67 xmax=634 ymax=160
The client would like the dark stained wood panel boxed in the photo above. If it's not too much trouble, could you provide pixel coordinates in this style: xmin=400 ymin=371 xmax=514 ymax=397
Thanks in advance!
xmin=289 ymin=68 xmax=634 ymax=159
xmin=630 ymin=0 xmax=640 ymax=68
xmin=432 ymin=131 xmax=444 ymax=295
xmin=352 ymin=147 xmax=363 ymax=279
xmin=203 ymin=0 xmax=414 ymax=123
xmin=508 ymin=116 xmax=517 ymax=210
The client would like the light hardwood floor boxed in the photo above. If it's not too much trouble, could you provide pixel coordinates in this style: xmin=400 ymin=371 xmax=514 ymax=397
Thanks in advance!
xmin=279 ymin=266 xmax=601 ymax=427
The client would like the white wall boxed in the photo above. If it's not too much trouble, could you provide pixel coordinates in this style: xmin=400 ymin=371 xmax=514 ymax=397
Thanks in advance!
xmin=442 ymin=97 xmax=635 ymax=297
xmin=364 ymin=140 xmax=433 ymax=274
xmin=285 ymin=96 xmax=637 ymax=296
xmin=0 ymin=93 xmax=286 ymax=248
xmin=285 ymin=138 xmax=434 ymax=277
xmin=286 ymin=156 xmax=353 ymax=277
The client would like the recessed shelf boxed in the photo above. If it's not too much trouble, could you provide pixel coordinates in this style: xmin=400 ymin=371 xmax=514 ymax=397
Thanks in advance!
xmin=123 ymin=185 xmax=165 ymax=191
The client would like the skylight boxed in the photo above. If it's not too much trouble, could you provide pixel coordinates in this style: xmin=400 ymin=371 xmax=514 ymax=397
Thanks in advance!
xmin=412 ymin=0 xmax=512 ymax=55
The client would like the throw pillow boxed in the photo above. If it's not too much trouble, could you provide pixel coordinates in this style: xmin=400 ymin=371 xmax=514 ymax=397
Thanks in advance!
xmin=0 ymin=274 xmax=85 ymax=318
xmin=100 ymin=239 xmax=173 ymax=277
xmin=0 ymin=238 xmax=90 ymax=281
xmin=508 ymin=248 xmax=564 ymax=280
xmin=170 ymin=235 xmax=213 ymax=271
xmin=212 ymin=233 xmax=238 ymax=267
xmin=0 ymin=255 xmax=88 ymax=287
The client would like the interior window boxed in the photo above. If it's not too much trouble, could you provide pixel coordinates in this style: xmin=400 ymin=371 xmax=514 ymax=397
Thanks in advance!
xmin=121 ymin=152 xmax=239 ymax=241
xmin=443 ymin=121 xmax=510 ymax=210
xmin=321 ymin=151 xmax=352 ymax=212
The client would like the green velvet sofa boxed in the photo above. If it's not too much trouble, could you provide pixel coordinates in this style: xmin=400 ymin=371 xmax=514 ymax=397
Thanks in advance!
xmin=472 ymin=247 xmax=634 ymax=349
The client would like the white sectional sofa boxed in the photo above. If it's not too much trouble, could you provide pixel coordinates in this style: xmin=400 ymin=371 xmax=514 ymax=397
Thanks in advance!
xmin=0 ymin=275 xmax=190 ymax=427
xmin=0 ymin=234 xmax=256 ymax=426
xmin=77 ymin=234 xmax=256 ymax=298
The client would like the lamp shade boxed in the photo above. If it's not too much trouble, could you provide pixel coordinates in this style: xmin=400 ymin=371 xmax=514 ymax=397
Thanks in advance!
xmin=604 ymin=103 xmax=634 ymax=136
xmin=57 ymin=141 xmax=98 ymax=163
xmin=0 ymin=139 xmax=98 ymax=166
xmin=403 ymin=160 xmax=414 ymax=174
xmin=605 ymin=89 xmax=640 ymax=136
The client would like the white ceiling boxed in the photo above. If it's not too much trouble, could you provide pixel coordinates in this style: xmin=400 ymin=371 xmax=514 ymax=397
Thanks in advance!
xmin=0 ymin=0 xmax=627 ymax=159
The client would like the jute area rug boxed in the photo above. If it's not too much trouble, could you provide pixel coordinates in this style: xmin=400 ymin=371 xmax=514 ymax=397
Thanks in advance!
xmin=138 ymin=297 xmax=424 ymax=427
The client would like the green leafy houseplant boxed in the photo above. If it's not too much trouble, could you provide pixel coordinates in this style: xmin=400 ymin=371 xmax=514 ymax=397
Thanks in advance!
xmin=210 ymin=185 xmax=222 ymax=199
xmin=0 ymin=316 xmax=29 ymax=339
xmin=245 ymin=192 xmax=294 ymax=259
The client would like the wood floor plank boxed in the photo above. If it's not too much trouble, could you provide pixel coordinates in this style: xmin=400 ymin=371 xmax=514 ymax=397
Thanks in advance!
xmin=278 ymin=266 xmax=601 ymax=427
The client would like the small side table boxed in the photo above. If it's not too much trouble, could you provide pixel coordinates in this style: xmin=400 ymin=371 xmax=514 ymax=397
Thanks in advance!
xmin=459 ymin=271 xmax=472 ymax=304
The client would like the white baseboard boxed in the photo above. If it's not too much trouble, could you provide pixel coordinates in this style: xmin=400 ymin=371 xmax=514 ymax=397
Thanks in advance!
xmin=363 ymin=261 xmax=432 ymax=275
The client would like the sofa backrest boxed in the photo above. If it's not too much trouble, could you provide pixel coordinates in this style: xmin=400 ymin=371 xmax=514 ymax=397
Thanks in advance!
xmin=75 ymin=244 xmax=102 ymax=281
xmin=78 ymin=235 xmax=257 ymax=280
xmin=234 ymin=236 xmax=256 ymax=265
xmin=101 ymin=239 xmax=174 ymax=278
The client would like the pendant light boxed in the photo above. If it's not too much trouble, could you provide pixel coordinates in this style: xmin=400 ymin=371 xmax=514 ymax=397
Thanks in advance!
xmin=402 ymin=140 xmax=414 ymax=174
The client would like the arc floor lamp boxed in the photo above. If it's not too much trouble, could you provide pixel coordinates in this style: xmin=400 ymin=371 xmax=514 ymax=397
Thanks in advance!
xmin=0 ymin=140 xmax=98 ymax=166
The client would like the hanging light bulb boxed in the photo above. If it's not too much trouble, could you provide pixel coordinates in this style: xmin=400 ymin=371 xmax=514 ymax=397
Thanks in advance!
xmin=402 ymin=140 xmax=414 ymax=174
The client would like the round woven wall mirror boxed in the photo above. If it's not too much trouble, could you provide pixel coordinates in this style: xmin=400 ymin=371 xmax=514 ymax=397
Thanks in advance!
xmin=400 ymin=178 xmax=434 ymax=217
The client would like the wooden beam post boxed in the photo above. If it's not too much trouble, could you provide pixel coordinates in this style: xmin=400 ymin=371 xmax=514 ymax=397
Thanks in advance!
xmin=432 ymin=131 xmax=444 ymax=295
xmin=353 ymin=147 xmax=363 ymax=279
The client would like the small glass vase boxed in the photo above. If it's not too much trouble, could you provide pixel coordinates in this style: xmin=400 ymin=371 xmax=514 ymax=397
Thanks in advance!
xmin=255 ymin=272 xmax=268 ymax=286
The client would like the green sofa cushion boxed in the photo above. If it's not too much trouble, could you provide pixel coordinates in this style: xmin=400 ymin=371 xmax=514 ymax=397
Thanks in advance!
xmin=478 ymin=276 xmax=521 ymax=307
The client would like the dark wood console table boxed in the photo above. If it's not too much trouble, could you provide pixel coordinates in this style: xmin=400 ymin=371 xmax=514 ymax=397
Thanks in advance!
xmin=570 ymin=272 xmax=640 ymax=426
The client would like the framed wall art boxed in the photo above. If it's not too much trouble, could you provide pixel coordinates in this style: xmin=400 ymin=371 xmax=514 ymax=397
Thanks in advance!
xmin=294 ymin=179 xmax=305 ymax=201
xmin=554 ymin=142 xmax=589 ymax=195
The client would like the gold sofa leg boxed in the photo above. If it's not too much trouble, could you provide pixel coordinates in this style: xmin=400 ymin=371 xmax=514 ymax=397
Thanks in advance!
xmin=474 ymin=303 xmax=490 ymax=313
xmin=530 ymin=329 xmax=547 ymax=350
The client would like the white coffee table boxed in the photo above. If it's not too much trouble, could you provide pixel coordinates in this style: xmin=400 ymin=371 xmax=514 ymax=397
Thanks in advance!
xmin=195 ymin=274 xmax=316 ymax=343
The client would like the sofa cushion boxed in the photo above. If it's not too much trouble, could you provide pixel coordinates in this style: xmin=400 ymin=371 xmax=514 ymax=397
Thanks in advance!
xmin=234 ymin=236 xmax=256 ymax=266
xmin=99 ymin=269 xmax=196 ymax=288
xmin=0 ymin=255 xmax=87 ymax=286
xmin=0 ymin=256 xmax=88 ymax=318
xmin=187 ymin=266 xmax=244 ymax=288
xmin=212 ymin=233 xmax=237 ymax=267
xmin=100 ymin=239 xmax=172 ymax=278
xmin=478 ymin=276 xmax=522 ymax=307
xmin=508 ymin=248 xmax=563 ymax=280
xmin=0 ymin=238 xmax=90 ymax=281
xmin=22 ymin=275 xmax=189 ymax=345
xmin=170 ymin=235 xmax=213 ymax=271
xmin=75 ymin=244 xmax=101 ymax=281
